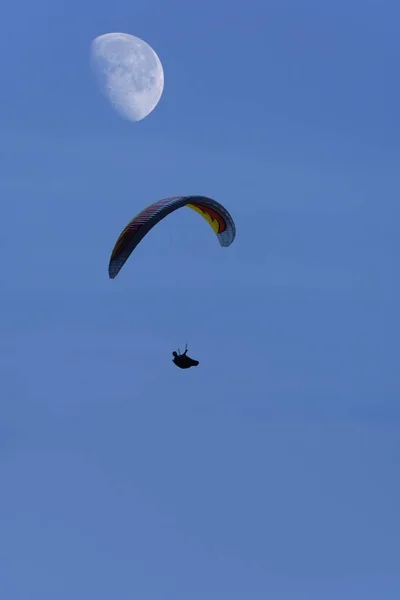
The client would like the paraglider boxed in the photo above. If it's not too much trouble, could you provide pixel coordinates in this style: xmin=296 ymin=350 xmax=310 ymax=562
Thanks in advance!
xmin=108 ymin=195 xmax=236 ymax=371
xmin=172 ymin=345 xmax=199 ymax=369
xmin=108 ymin=195 xmax=236 ymax=279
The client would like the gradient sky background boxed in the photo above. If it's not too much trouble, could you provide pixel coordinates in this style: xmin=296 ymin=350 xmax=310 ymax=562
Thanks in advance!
xmin=1 ymin=0 xmax=399 ymax=598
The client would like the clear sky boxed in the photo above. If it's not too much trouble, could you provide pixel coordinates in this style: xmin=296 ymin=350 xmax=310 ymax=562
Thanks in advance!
xmin=1 ymin=0 xmax=399 ymax=598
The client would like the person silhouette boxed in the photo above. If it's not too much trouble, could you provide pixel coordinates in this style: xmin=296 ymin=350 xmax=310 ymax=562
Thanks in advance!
xmin=172 ymin=345 xmax=199 ymax=369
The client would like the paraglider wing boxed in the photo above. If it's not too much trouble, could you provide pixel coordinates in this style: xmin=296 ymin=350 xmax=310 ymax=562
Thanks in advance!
xmin=108 ymin=195 xmax=236 ymax=279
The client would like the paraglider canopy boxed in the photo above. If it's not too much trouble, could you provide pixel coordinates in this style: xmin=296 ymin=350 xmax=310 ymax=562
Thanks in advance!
xmin=108 ymin=195 xmax=236 ymax=279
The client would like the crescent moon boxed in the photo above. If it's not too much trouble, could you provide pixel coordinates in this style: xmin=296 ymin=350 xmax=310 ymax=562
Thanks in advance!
xmin=90 ymin=32 xmax=164 ymax=122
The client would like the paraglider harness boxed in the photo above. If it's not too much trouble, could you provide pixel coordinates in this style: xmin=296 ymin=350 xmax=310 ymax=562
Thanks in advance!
xmin=172 ymin=344 xmax=199 ymax=369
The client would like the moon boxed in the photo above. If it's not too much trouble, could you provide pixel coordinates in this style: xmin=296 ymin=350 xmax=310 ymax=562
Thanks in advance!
xmin=90 ymin=32 xmax=164 ymax=122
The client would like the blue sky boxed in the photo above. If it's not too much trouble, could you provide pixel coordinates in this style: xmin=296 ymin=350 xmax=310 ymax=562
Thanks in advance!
xmin=1 ymin=0 xmax=399 ymax=598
